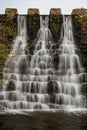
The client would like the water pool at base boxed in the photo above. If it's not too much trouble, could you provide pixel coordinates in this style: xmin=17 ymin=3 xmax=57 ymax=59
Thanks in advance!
xmin=0 ymin=111 xmax=87 ymax=130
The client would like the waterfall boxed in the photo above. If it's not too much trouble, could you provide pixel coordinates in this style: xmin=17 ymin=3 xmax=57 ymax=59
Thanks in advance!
xmin=0 ymin=15 xmax=86 ymax=111
xmin=27 ymin=16 xmax=56 ymax=109
xmin=56 ymin=16 xmax=86 ymax=108
xmin=0 ymin=16 xmax=30 ymax=109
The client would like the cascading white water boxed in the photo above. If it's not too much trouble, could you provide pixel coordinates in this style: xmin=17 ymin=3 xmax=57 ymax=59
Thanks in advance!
xmin=0 ymin=16 xmax=31 ymax=109
xmin=27 ymin=16 xmax=57 ymax=109
xmin=0 ymin=15 xmax=86 ymax=110
xmin=0 ymin=16 xmax=57 ymax=110
xmin=56 ymin=16 xmax=86 ymax=108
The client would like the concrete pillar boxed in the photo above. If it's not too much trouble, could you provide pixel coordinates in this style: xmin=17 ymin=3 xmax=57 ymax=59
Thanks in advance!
xmin=49 ymin=8 xmax=62 ymax=43
xmin=72 ymin=8 xmax=87 ymax=72
xmin=27 ymin=8 xmax=40 ymax=54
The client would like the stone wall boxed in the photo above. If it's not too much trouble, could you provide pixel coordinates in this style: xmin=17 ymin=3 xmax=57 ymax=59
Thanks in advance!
xmin=72 ymin=8 xmax=87 ymax=72
xmin=49 ymin=8 xmax=62 ymax=43
xmin=0 ymin=8 xmax=18 ymax=80
xmin=27 ymin=9 xmax=40 ymax=54
xmin=0 ymin=7 xmax=87 ymax=81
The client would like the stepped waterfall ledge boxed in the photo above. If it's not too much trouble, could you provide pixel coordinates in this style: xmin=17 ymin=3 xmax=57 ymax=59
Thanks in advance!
xmin=57 ymin=16 xmax=86 ymax=108
xmin=0 ymin=15 xmax=86 ymax=111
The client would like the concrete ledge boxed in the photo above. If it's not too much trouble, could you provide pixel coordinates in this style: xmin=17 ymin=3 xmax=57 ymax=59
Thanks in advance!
xmin=50 ymin=8 xmax=62 ymax=15
xmin=5 ymin=8 xmax=18 ymax=18
xmin=72 ymin=8 xmax=87 ymax=16
xmin=27 ymin=8 xmax=40 ymax=15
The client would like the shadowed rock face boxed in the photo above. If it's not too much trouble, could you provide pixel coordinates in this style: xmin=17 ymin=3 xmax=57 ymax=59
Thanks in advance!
xmin=72 ymin=8 xmax=87 ymax=72
xmin=6 ymin=80 xmax=16 ymax=91
xmin=47 ymin=80 xmax=58 ymax=94
xmin=49 ymin=9 xmax=62 ymax=43
xmin=27 ymin=8 xmax=40 ymax=54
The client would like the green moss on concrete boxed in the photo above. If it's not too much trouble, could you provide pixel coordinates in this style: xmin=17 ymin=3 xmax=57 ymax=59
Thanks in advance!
xmin=72 ymin=9 xmax=87 ymax=72
xmin=49 ymin=17 xmax=62 ymax=43
xmin=49 ymin=9 xmax=62 ymax=43
xmin=27 ymin=9 xmax=40 ymax=54
xmin=0 ymin=14 xmax=17 ymax=80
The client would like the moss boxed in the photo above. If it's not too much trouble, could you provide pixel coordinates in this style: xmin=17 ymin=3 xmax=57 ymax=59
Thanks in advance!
xmin=49 ymin=15 xmax=62 ymax=42
xmin=0 ymin=14 xmax=17 ymax=80
xmin=0 ymin=44 xmax=11 ymax=66
xmin=72 ymin=13 xmax=87 ymax=72
xmin=27 ymin=39 xmax=36 ymax=54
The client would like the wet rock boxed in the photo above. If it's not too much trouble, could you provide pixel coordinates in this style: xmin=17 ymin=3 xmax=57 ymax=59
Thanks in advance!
xmin=81 ymin=83 xmax=87 ymax=95
xmin=27 ymin=95 xmax=32 ymax=102
xmin=0 ymin=94 xmax=4 ymax=100
xmin=31 ymin=82 xmax=38 ymax=93
xmin=20 ymin=102 xmax=24 ymax=109
xmin=80 ymin=73 xmax=87 ymax=83
xmin=6 ymin=80 xmax=16 ymax=91
xmin=10 ymin=74 xmax=17 ymax=80
xmin=22 ymin=83 xmax=29 ymax=92
xmin=47 ymin=80 xmax=58 ymax=94
xmin=34 ymin=104 xmax=42 ymax=109
xmin=53 ymin=51 xmax=59 ymax=69
xmin=0 ymin=80 xmax=3 ymax=91
xmin=49 ymin=94 xmax=55 ymax=103
xmin=19 ymin=58 xmax=27 ymax=74
xmin=8 ymin=92 xmax=17 ymax=101
xmin=72 ymin=8 xmax=87 ymax=16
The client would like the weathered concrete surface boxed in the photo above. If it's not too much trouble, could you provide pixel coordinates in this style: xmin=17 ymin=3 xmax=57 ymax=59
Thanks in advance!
xmin=27 ymin=9 xmax=40 ymax=54
xmin=0 ymin=8 xmax=18 ymax=80
xmin=49 ymin=8 xmax=62 ymax=43
xmin=27 ymin=9 xmax=39 ymax=15
xmin=72 ymin=8 xmax=87 ymax=72
xmin=5 ymin=8 xmax=18 ymax=19
xmin=50 ymin=8 xmax=61 ymax=15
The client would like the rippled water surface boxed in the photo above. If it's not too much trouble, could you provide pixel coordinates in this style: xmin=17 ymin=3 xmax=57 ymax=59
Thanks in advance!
xmin=0 ymin=111 xmax=87 ymax=130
